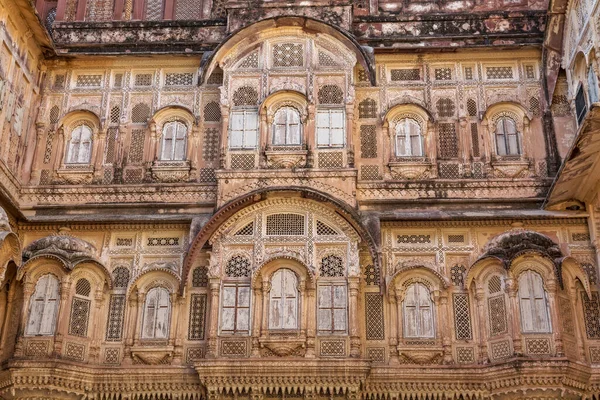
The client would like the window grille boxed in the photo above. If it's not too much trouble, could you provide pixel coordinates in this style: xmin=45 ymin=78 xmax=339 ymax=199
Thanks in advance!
xmin=390 ymin=69 xmax=420 ymax=81
xmin=203 ymin=101 xmax=221 ymax=122
xmin=317 ymin=151 xmax=344 ymax=168
xmin=131 ymin=103 xmax=151 ymax=123
xmin=232 ymin=86 xmax=259 ymax=107
xmin=188 ymin=294 xmax=207 ymax=340
xmin=207 ymin=68 xmax=223 ymax=85
xmin=272 ymin=43 xmax=304 ymax=67
xmin=358 ymin=98 xmax=377 ymax=119
xmin=316 ymin=220 xmax=337 ymax=235
xmin=486 ymin=66 xmax=513 ymax=80
xmin=582 ymin=292 xmax=600 ymax=339
xmin=434 ymin=68 xmax=452 ymax=80
xmin=174 ymin=0 xmax=201 ymax=20
xmin=266 ymin=214 xmax=305 ymax=235
xmin=357 ymin=69 xmax=369 ymax=82
xmin=147 ymin=237 xmax=179 ymax=246
xmin=49 ymin=106 xmax=60 ymax=124
xmin=75 ymin=278 xmax=91 ymax=297
xmin=397 ymin=234 xmax=430 ymax=244
xmin=225 ymin=255 xmax=251 ymax=278
xmin=192 ymin=266 xmax=209 ymax=287
xmin=76 ymin=74 xmax=102 ymax=88
xmin=239 ymin=52 xmax=259 ymax=69
xmin=365 ymin=293 xmax=385 ymax=340
xmin=203 ymin=128 xmax=219 ymax=161
xmin=109 ymin=105 xmax=120 ymax=124
xmin=464 ymin=67 xmax=473 ymax=80
xmin=128 ymin=129 xmax=146 ymax=163
xmin=104 ymin=128 xmax=117 ymax=164
xmin=234 ymin=222 xmax=254 ymax=236
xmin=318 ymin=52 xmax=338 ymax=67
xmin=165 ymin=72 xmax=194 ymax=86
xmin=453 ymin=293 xmax=472 ymax=340
xmin=438 ymin=163 xmax=460 ymax=179
xmin=145 ymin=0 xmax=163 ymax=19
xmin=134 ymin=74 xmax=153 ymax=87
xmin=488 ymin=296 xmax=507 ymax=336
xmin=112 ymin=267 xmax=130 ymax=288
xmin=360 ymin=165 xmax=381 ymax=181
xmin=436 ymin=98 xmax=455 ymax=118
xmin=199 ymin=168 xmax=216 ymax=183
xmin=438 ymin=123 xmax=458 ymax=158
xmin=582 ymin=263 xmax=598 ymax=284
xmin=360 ymin=125 xmax=377 ymax=158
xmin=320 ymin=255 xmax=344 ymax=277
xmin=317 ymin=284 xmax=348 ymax=334
xmin=105 ymin=294 xmax=125 ymax=341
xmin=575 ymin=85 xmax=588 ymax=125
xmin=317 ymin=85 xmax=344 ymax=104
xmin=467 ymin=99 xmax=477 ymax=117
xmin=529 ymin=97 xmax=540 ymax=116
xmin=230 ymin=153 xmax=255 ymax=170
xmin=488 ymin=276 xmax=502 ymax=294
xmin=471 ymin=123 xmax=480 ymax=157
xmin=69 ymin=297 xmax=91 ymax=337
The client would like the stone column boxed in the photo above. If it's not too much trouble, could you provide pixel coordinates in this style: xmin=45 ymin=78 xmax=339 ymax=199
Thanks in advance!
xmin=93 ymin=129 xmax=107 ymax=183
xmin=545 ymin=280 xmax=563 ymax=356
xmin=506 ymin=279 xmax=522 ymax=355
xmin=260 ymin=278 xmax=270 ymax=336
xmin=205 ymin=278 xmax=220 ymax=358
xmin=53 ymin=278 xmax=72 ymax=357
xmin=250 ymin=283 xmax=263 ymax=357
xmin=345 ymin=103 xmax=355 ymax=167
xmin=305 ymin=285 xmax=316 ymax=358
xmin=88 ymin=289 xmax=105 ymax=363
xmin=480 ymin=120 xmax=491 ymax=166
xmin=122 ymin=291 xmax=138 ymax=365
xmin=348 ymin=276 xmax=360 ymax=357
xmin=171 ymin=293 xmax=184 ymax=363
xmin=25 ymin=122 xmax=45 ymax=184
xmin=438 ymin=292 xmax=453 ymax=364
xmin=220 ymin=105 xmax=230 ymax=169
xmin=474 ymin=289 xmax=488 ymax=363
xmin=54 ymin=127 xmax=66 ymax=172
xmin=306 ymin=105 xmax=315 ymax=168
xmin=13 ymin=282 xmax=33 ymax=358
xmin=388 ymin=290 xmax=400 ymax=363
xmin=132 ymin=291 xmax=146 ymax=347
xmin=427 ymin=125 xmax=438 ymax=178
xmin=188 ymin=125 xmax=200 ymax=180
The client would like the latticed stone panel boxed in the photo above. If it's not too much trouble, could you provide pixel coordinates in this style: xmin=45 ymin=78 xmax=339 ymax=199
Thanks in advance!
xmin=436 ymin=98 xmax=456 ymax=118
xmin=486 ymin=66 xmax=513 ymax=80
xmin=203 ymin=102 xmax=221 ymax=122
xmin=128 ymin=129 xmax=146 ymax=164
xmin=318 ymin=85 xmax=344 ymax=105
xmin=103 ymin=348 xmax=120 ymax=365
xmin=490 ymin=340 xmax=511 ymax=360
xmin=438 ymin=123 xmax=458 ymax=159
xmin=360 ymin=165 xmax=381 ymax=181
xmin=266 ymin=213 xmax=305 ymax=235
xmin=203 ymin=128 xmax=220 ymax=162
xmin=488 ymin=296 xmax=508 ymax=336
xmin=390 ymin=69 xmax=420 ymax=81
xmin=434 ymin=67 xmax=453 ymax=80
xmin=364 ymin=264 xmax=380 ymax=286
xmin=174 ymin=0 xmax=202 ymax=20
xmin=188 ymin=294 xmax=207 ymax=340
xmin=471 ymin=123 xmax=480 ymax=157
xmin=230 ymin=153 xmax=255 ymax=170
xmin=367 ymin=347 xmax=386 ymax=363
xmin=453 ymin=293 xmax=472 ymax=340
xmin=220 ymin=340 xmax=247 ymax=357
xmin=112 ymin=267 xmax=130 ymax=288
xmin=104 ymin=128 xmax=118 ymax=164
xmin=525 ymin=338 xmax=551 ymax=355
xmin=360 ymin=125 xmax=377 ymax=159
xmin=318 ymin=152 xmax=343 ymax=169
xmin=365 ymin=293 xmax=385 ymax=340
xmin=358 ymin=99 xmax=377 ymax=119
xmin=225 ymin=256 xmax=251 ymax=278
xmin=76 ymin=74 xmax=102 ymax=88
xmin=165 ymin=72 xmax=194 ymax=86
xmin=582 ymin=292 xmax=600 ymax=339
xmin=233 ymin=87 xmax=259 ymax=106
xmin=69 ymin=298 xmax=90 ymax=337
xmin=272 ymin=43 xmax=304 ymax=67
xmin=320 ymin=255 xmax=344 ymax=277
xmin=456 ymin=346 xmax=475 ymax=364
xmin=64 ymin=342 xmax=85 ymax=361
xmin=320 ymin=340 xmax=346 ymax=357
xmin=106 ymin=294 xmax=126 ymax=341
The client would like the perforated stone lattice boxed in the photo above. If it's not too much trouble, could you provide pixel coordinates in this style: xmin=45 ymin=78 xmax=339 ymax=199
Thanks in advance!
xmin=488 ymin=296 xmax=508 ymax=336
xmin=135 ymin=74 xmax=153 ymax=86
xmin=488 ymin=276 xmax=502 ymax=294
xmin=192 ymin=266 xmax=209 ymax=287
xmin=232 ymin=86 xmax=259 ymax=106
xmin=76 ymin=278 xmax=91 ymax=297
xmin=529 ymin=97 xmax=540 ymax=116
xmin=486 ymin=67 xmax=513 ymax=80
xmin=436 ymin=98 xmax=456 ymax=118
xmin=456 ymin=347 xmax=475 ymax=363
xmin=53 ymin=74 xmax=65 ymax=89
xmin=318 ymin=52 xmax=338 ymax=67
xmin=49 ymin=106 xmax=60 ymax=124
xmin=174 ymin=0 xmax=201 ymax=20
xmin=131 ymin=103 xmax=151 ymax=124
xmin=203 ymin=128 xmax=219 ymax=161
xmin=110 ymin=106 xmax=120 ymax=124
xmin=464 ymin=67 xmax=474 ymax=80
xmin=221 ymin=340 xmax=247 ymax=356
xmin=390 ymin=69 xmax=420 ymax=81
xmin=230 ymin=153 xmax=255 ymax=170
xmin=69 ymin=297 xmax=90 ymax=337
xmin=583 ymin=292 xmax=600 ymax=339
xmin=113 ymin=74 xmax=123 ymax=88
xmin=367 ymin=347 xmax=386 ymax=362
xmin=453 ymin=293 xmax=472 ymax=340
xmin=124 ymin=169 xmax=143 ymax=184
xmin=199 ymin=168 xmax=217 ymax=183
xmin=450 ymin=264 xmax=466 ymax=287
xmin=397 ymin=234 xmax=431 ymax=244
xmin=266 ymin=213 xmax=305 ymax=236
xmin=525 ymin=65 xmax=536 ymax=79
xmin=188 ymin=294 xmax=207 ymax=340
xmin=320 ymin=255 xmax=344 ymax=277
xmin=317 ymin=152 xmax=343 ymax=168
xmin=434 ymin=68 xmax=452 ymax=80
xmin=358 ymin=98 xmax=377 ymax=119
xmin=207 ymin=68 xmax=224 ymax=85
xmin=438 ymin=163 xmax=460 ymax=179
xmin=438 ymin=123 xmax=458 ymax=159
xmin=490 ymin=340 xmax=511 ymax=360
xmin=239 ymin=52 xmax=259 ymax=69
xmin=471 ymin=123 xmax=480 ymax=158
xmin=129 ymin=129 xmax=145 ymax=163
xmin=360 ymin=125 xmax=377 ymax=159
xmin=106 ymin=294 xmax=125 ymax=341
xmin=361 ymin=165 xmax=381 ymax=181
xmin=104 ymin=348 xmax=120 ymax=364
xmin=317 ymin=85 xmax=344 ymax=105
xmin=525 ymin=338 xmax=551 ymax=355
xmin=203 ymin=102 xmax=221 ymax=122
xmin=316 ymin=220 xmax=337 ymax=236
xmin=582 ymin=263 xmax=598 ymax=284
xmin=320 ymin=340 xmax=345 ymax=357
xmin=112 ymin=267 xmax=130 ymax=288
xmin=272 ymin=43 xmax=304 ymax=67
xmin=225 ymin=256 xmax=251 ymax=278
xmin=467 ymin=99 xmax=478 ymax=117
xmin=76 ymin=75 xmax=102 ymax=88
xmin=147 ymin=237 xmax=179 ymax=246
xmin=65 ymin=342 xmax=85 ymax=361
xmin=364 ymin=264 xmax=380 ymax=286
xmin=165 ymin=73 xmax=194 ymax=86
xmin=365 ymin=293 xmax=385 ymax=340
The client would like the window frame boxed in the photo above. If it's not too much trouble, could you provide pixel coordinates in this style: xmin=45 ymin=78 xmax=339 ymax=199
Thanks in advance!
xmin=494 ymin=116 xmax=521 ymax=156
xmin=518 ymin=270 xmax=552 ymax=334
xmin=402 ymin=282 xmax=435 ymax=339
xmin=25 ymin=274 xmax=60 ymax=337
xmin=229 ymin=109 xmax=259 ymax=150
xmin=140 ymin=286 xmax=172 ymax=340
xmin=219 ymin=282 xmax=252 ymax=335
xmin=394 ymin=118 xmax=424 ymax=157
xmin=268 ymin=268 xmax=300 ymax=330
xmin=316 ymin=282 xmax=348 ymax=335
xmin=160 ymin=120 xmax=188 ymax=161
xmin=316 ymin=108 xmax=346 ymax=148
xmin=65 ymin=124 xmax=93 ymax=164
xmin=272 ymin=106 xmax=302 ymax=146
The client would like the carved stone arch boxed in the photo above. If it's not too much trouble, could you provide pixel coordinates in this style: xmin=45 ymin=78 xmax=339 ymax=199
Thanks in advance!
xmin=18 ymin=256 xmax=69 ymax=285
xmin=483 ymin=101 xmax=531 ymax=130
xmin=261 ymin=90 xmax=309 ymax=125
xmin=150 ymin=105 xmax=196 ymax=135
xmin=509 ymin=255 xmax=558 ymax=286
xmin=70 ymin=261 xmax=113 ymax=292
xmin=183 ymin=189 xmax=380 ymax=294
xmin=386 ymin=96 xmax=432 ymax=121
xmin=388 ymin=262 xmax=449 ymax=298
xmin=465 ymin=257 xmax=507 ymax=292
xmin=199 ymin=17 xmax=375 ymax=85
xmin=58 ymin=110 xmax=101 ymax=133
xmin=252 ymin=256 xmax=315 ymax=289
xmin=22 ymin=235 xmax=100 ymax=271
xmin=559 ymin=256 xmax=591 ymax=298
xmin=0 ymin=231 xmax=21 ymax=278
xmin=128 ymin=269 xmax=180 ymax=296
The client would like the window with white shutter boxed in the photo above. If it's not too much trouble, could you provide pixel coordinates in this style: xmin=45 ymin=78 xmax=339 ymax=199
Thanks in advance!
xmin=26 ymin=274 xmax=60 ymax=336
xmin=141 ymin=287 xmax=172 ymax=339
xmin=66 ymin=125 xmax=93 ymax=164
xmin=395 ymin=118 xmax=423 ymax=157
xmin=160 ymin=121 xmax=187 ymax=160
xmin=519 ymin=270 xmax=551 ymax=333
xmin=229 ymin=110 xmax=259 ymax=149
xmin=317 ymin=283 xmax=347 ymax=334
xmin=220 ymin=284 xmax=251 ymax=334
xmin=268 ymin=269 xmax=298 ymax=330
xmin=403 ymin=283 xmax=435 ymax=338
xmin=316 ymin=109 xmax=345 ymax=148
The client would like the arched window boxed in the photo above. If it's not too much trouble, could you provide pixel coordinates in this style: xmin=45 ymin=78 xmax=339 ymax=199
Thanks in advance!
xmin=160 ymin=121 xmax=187 ymax=161
xmin=68 ymin=278 xmax=92 ymax=337
xmin=26 ymin=274 xmax=60 ymax=336
xmin=588 ymin=66 xmax=599 ymax=105
xmin=272 ymin=107 xmax=301 ymax=145
xmin=395 ymin=118 xmax=423 ymax=157
xmin=403 ymin=283 xmax=434 ymax=338
xmin=66 ymin=124 xmax=93 ymax=164
xmin=518 ymin=270 xmax=551 ymax=333
xmin=495 ymin=116 xmax=520 ymax=156
xmin=269 ymin=269 xmax=298 ymax=329
xmin=141 ymin=287 xmax=171 ymax=339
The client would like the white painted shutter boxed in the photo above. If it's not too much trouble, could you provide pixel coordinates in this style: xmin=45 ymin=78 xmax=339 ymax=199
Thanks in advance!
xmin=317 ymin=285 xmax=332 ymax=332
xmin=236 ymin=286 xmax=250 ymax=332
xmin=27 ymin=274 xmax=59 ymax=336
xmin=154 ymin=288 xmax=170 ymax=339
xmin=174 ymin=122 xmax=187 ymax=160
xmin=142 ymin=288 xmax=158 ymax=339
xmin=417 ymin=284 xmax=434 ymax=338
xmin=403 ymin=284 xmax=418 ymax=338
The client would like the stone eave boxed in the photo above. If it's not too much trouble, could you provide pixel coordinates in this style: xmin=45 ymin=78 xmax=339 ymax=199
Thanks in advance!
xmin=9 ymin=0 xmax=55 ymax=57
xmin=545 ymin=104 xmax=600 ymax=209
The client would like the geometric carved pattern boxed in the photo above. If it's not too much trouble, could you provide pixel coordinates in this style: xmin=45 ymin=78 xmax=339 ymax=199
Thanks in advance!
xmin=232 ymin=86 xmax=258 ymax=106
xmin=456 ymin=346 xmax=475 ymax=364
xmin=165 ymin=73 xmax=194 ymax=86
xmin=199 ymin=168 xmax=216 ymax=183
xmin=192 ymin=266 xmax=209 ymax=287
xmin=104 ymin=347 xmax=120 ymax=364
xmin=464 ymin=67 xmax=473 ymax=80
xmin=75 ymin=278 xmax=91 ymax=296
xmin=525 ymin=65 xmax=535 ymax=79
xmin=397 ymin=234 xmax=431 ymax=244
xmin=235 ymin=222 xmax=254 ymax=236
xmin=439 ymin=162 xmax=460 ymax=180
xmin=467 ymin=99 xmax=477 ymax=117
xmin=582 ymin=263 xmax=598 ymax=285
xmin=135 ymin=74 xmax=153 ymax=86
xmin=436 ymin=98 xmax=456 ymax=118
xmin=272 ymin=43 xmax=303 ymax=68
xmin=525 ymin=338 xmax=551 ymax=355
xmin=490 ymin=340 xmax=511 ymax=360
xmin=488 ymin=276 xmax=502 ymax=294
xmin=448 ymin=234 xmax=465 ymax=243
xmin=438 ymin=123 xmax=458 ymax=158
xmin=26 ymin=340 xmax=50 ymax=357
xmin=230 ymin=153 xmax=255 ymax=170
xmin=49 ymin=106 xmax=60 ymax=124
xmin=360 ymin=125 xmax=377 ymax=158
xmin=105 ymin=128 xmax=118 ymax=164
xmin=131 ymin=103 xmax=151 ymax=124
xmin=76 ymin=75 xmax=102 ymax=87
xmin=203 ymin=102 xmax=221 ymax=122
xmin=318 ymin=152 xmax=343 ymax=168
xmin=529 ymin=97 xmax=540 ymax=116
xmin=110 ymin=106 xmax=120 ymax=124
xmin=188 ymin=294 xmax=207 ymax=340
xmin=207 ymin=68 xmax=224 ymax=85
xmin=221 ymin=340 xmax=247 ymax=357
xmin=112 ymin=267 xmax=130 ymax=288
xmin=266 ymin=214 xmax=305 ymax=236
xmin=203 ymin=128 xmax=219 ymax=162
xmin=320 ymin=255 xmax=344 ymax=277
xmin=186 ymin=347 xmax=204 ymax=363
xmin=367 ymin=347 xmax=386 ymax=362
xmin=488 ymin=296 xmax=508 ymax=336
xmin=365 ymin=293 xmax=385 ymax=340
xmin=390 ymin=69 xmax=420 ymax=81
xmin=69 ymin=297 xmax=90 ymax=337
xmin=43 ymin=130 xmax=55 ymax=164
xmin=361 ymin=165 xmax=381 ymax=181
xmin=590 ymin=347 xmax=600 ymax=363
xmin=129 ymin=129 xmax=146 ymax=163
xmin=582 ymin=292 xmax=600 ymax=339
xmin=453 ymin=293 xmax=472 ymax=340
xmin=320 ymin=340 xmax=346 ymax=357
xmin=358 ymin=98 xmax=377 ymax=119
xmin=486 ymin=67 xmax=513 ymax=80
xmin=434 ymin=68 xmax=452 ymax=80
xmin=318 ymin=52 xmax=338 ymax=67
xmin=558 ymin=296 xmax=575 ymax=336
xmin=316 ymin=220 xmax=337 ymax=236
xmin=450 ymin=264 xmax=466 ymax=287
xmin=240 ymin=52 xmax=259 ymax=69
xmin=225 ymin=256 xmax=251 ymax=278
xmin=364 ymin=264 xmax=380 ymax=286
xmin=317 ymin=85 xmax=344 ymax=105
xmin=106 ymin=294 xmax=126 ymax=341
xmin=145 ymin=0 xmax=163 ymax=20
xmin=64 ymin=342 xmax=85 ymax=361
xmin=471 ymin=123 xmax=480 ymax=157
